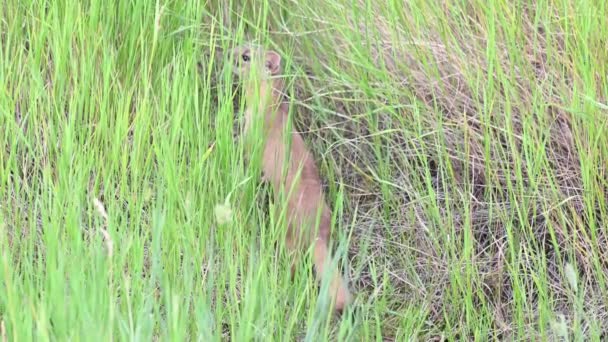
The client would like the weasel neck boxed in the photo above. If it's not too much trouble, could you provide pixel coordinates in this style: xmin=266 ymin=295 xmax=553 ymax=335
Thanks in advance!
xmin=244 ymin=77 xmax=286 ymax=131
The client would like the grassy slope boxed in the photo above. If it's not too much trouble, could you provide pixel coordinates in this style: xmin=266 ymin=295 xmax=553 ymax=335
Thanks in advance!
xmin=1 ymin=0 xmax=607 ymax=340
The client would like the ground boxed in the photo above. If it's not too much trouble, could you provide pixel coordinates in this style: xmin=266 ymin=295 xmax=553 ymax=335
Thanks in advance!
xmin=1 ymin=0 xmax=607 ymax=340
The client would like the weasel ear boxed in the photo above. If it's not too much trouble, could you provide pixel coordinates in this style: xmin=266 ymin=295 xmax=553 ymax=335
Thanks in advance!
xmin=265 ymin=51 xmax=281 ymax=75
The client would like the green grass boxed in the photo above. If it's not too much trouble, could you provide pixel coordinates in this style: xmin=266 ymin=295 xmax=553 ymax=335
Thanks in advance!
xmin=1 ymin=0 xmax=607 ymax=340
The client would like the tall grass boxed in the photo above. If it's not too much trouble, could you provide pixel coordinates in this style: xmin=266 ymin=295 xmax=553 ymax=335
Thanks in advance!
xmin=1 ymin=0 xmax=606 ymax=340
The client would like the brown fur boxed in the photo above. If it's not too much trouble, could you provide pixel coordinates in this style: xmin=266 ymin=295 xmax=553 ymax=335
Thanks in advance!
xmin=231 ymin=45 xmax=352 ymax=313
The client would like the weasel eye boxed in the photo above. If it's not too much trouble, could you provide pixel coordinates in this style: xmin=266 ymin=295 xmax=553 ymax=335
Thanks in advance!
xmin=241 ymin=54 xmax=250 ymax=62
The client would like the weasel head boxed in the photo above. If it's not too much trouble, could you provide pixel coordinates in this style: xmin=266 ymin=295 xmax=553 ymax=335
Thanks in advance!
xmin=231 ymin=45 xmax=282 ymax=81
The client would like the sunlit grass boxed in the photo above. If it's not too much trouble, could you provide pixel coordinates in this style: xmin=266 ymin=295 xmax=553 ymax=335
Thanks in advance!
xmin=1 ymin=0 xmax=606 ymax=340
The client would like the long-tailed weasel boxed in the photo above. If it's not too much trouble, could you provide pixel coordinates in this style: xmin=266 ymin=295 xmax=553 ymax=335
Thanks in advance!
xmin=231 ymin=44 xmax=353 ymax=313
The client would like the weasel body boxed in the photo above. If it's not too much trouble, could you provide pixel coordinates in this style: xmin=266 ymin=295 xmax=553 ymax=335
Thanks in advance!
xmin=232 ymin=45 xmax=352 ymax=313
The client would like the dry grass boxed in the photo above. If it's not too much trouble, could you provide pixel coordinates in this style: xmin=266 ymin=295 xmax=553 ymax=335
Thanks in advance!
xmin=251 ymin=0 xmax=608 ymax=338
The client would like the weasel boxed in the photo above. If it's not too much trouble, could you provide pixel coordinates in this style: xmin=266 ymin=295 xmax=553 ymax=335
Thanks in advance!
xmin=231 ymin=44 xmax=353 ymax=313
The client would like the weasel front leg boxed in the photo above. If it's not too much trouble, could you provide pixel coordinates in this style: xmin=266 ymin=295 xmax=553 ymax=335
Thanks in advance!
xmin=285 ymin=230 xmax=300 ymax=280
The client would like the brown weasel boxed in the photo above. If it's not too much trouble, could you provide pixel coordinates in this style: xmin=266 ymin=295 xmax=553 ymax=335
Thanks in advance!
xmin=231 ymin=44 xmax=352 ymax=313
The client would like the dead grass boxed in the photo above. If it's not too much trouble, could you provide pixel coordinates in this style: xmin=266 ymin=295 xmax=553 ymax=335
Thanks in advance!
xmin=240 ymin=0 xmax=608 ymax=338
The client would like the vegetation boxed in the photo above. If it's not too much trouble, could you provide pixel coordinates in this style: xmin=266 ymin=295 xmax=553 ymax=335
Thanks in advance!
xmin=1 ymin=0 xmax=607 ymax=340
